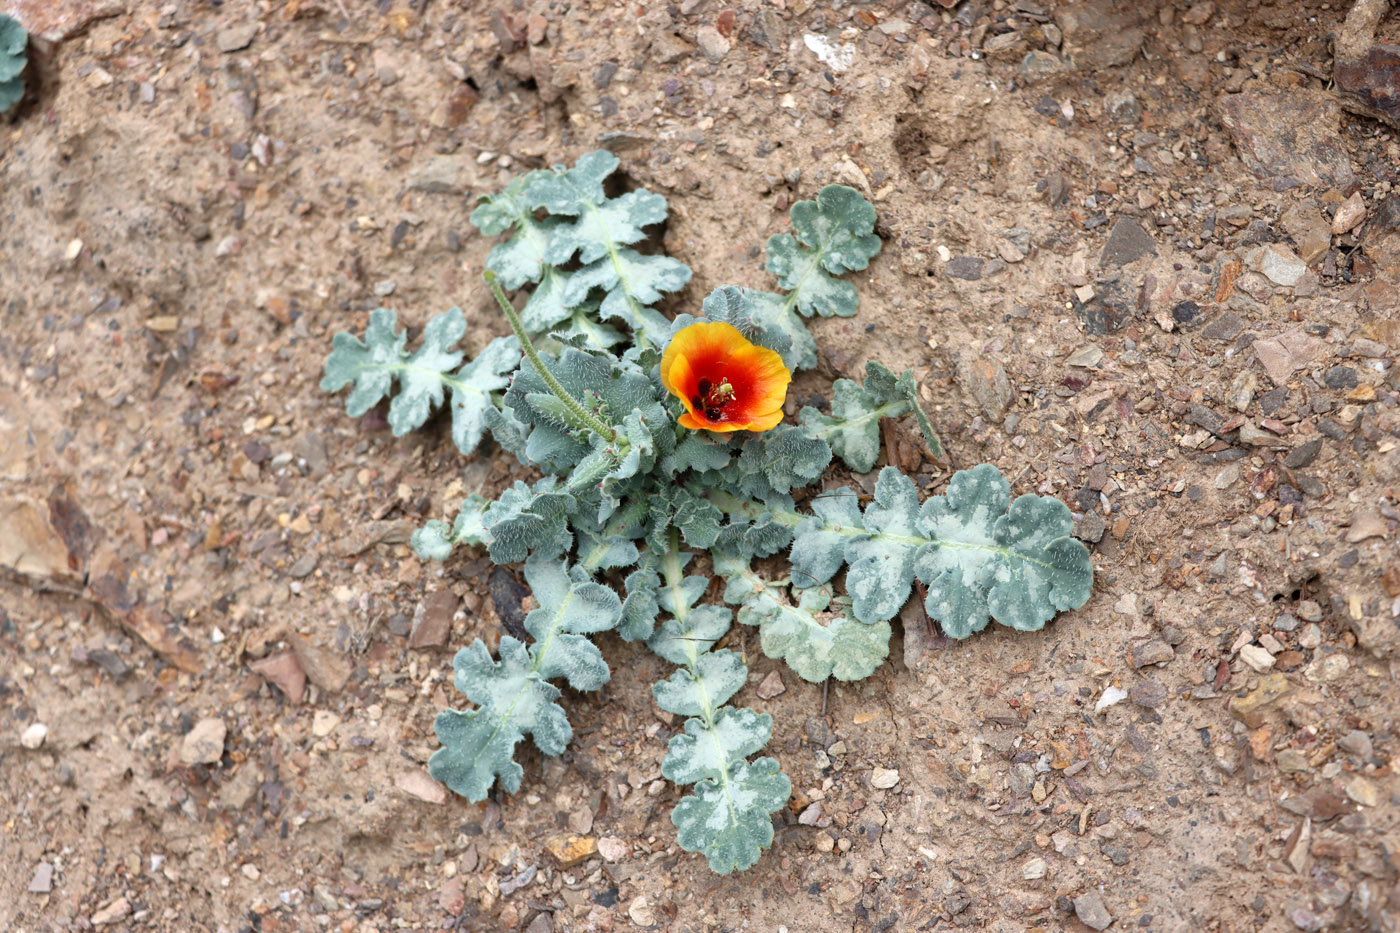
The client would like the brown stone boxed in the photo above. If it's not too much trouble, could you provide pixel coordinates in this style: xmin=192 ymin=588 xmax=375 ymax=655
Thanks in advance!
xmin=1218 ymin=90 xmax=1357 ymax=189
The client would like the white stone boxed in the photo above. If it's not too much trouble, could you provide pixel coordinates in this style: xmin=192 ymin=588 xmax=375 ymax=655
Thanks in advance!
xmin=870 ymin=767 xmax=900 ymax=789
xmin=597 ymin=837 xmax=629 ymax=862
xmin=1095 ymin=685 xmax=1128 ymax=713
xmin=1238 ymin=644 xmax=1276 ymax=672
xmin=1022 ymin=856 xmax=1048 ymax=880
xmin=311 ymin=710 xmax=341 ymax=738
xmin=21 ymin=722 xmax=47 ymax=749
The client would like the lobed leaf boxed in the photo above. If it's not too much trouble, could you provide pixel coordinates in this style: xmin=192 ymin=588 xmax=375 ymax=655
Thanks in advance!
xmin=652 ymin=650 xmax=748 ymax=716
xmin=412 ymin=493 xmax=492 ymax=561
xmin=482 ymin=477 xmax=576 ymax=564
xmin=321 ymin=308 xmax=520 ymax=455
xmin=765 ymin=185 xmax=880 ymax=319
xmin=787 ymin=465 xmax=1094 ymax=631
xmin=428 ymin=558 xmax=622 ymax=802
xmin=662 ymin=707 xmax=773 ymax=785
xmin=671 ymin=758 xmax=792 ymax=875
xmin=800 ymin=360 xmax=942 ymax=472
xmin=715 ymin=552 xmax=890 ymax=683
xmin=736 ymin=425 xmax=832 ymax=495
xmin=428 ymin=638 xmax=571 ymax=800
xmin=914 ymin=464 xmax=1092 ymax=637
xmin=471 ymin=172 xmax=556 ymax=291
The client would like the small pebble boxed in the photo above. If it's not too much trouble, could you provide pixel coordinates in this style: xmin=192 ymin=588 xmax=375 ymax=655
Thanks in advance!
xmin=21 ymin=722 xmax=48 ymax=749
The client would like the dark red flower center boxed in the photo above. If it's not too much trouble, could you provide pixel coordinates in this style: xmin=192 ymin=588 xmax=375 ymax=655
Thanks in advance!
xmin=691 ymin=377 xmax=737 ymax=423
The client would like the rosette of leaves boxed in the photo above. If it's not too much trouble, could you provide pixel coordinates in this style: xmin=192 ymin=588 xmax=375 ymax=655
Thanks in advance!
xmin=323 ymin=154 xmax=1096 ymax=876
xmin=1 ymin=14 xmax=27 ymax=114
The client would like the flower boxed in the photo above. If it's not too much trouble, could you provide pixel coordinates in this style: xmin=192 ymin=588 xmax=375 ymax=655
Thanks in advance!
xmin=659 ymin=321 xmax=791 ymax=433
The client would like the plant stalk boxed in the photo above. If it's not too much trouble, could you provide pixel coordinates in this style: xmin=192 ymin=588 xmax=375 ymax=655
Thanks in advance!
xmin=485 ymin=270 xmax=619 ymax=444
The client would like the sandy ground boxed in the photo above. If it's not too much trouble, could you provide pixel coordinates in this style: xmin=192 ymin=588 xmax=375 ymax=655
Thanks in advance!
xmin=2 ymin=0 xmax=1398 ymax=931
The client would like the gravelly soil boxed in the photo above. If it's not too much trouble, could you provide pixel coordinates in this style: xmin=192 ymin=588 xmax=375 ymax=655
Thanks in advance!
xmin=2 ymin=1 xmax=1398 ymax=932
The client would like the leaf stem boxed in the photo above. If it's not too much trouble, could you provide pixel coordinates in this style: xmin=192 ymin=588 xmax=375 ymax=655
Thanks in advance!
xmin=485 ymin=270 xmax=619 ymax=444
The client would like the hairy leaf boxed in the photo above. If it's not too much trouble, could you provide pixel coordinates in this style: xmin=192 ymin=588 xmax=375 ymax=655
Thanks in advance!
xmin=427 ymin=558 xmax=622 ymax=802
xmin=765 ymin=185 xmax=880 ymax=319
xmin=662 ymin=434 xmax=732 ymax=477
xmin=429 ymin=639 xmax=568 ymax=799
xmin=412 ymin=493 xmax=492 ymax=561
xmin=648 ymin=540 xmax=790 ymax=874
xmin=523 ymin=559 xmax=622 ymax=689
xmin=671 ymin=758 xmax=791 ymax=875
xmin=709 ymin=488 xmax=798 ymax=559
xmin=617 ymin=558 xmax=662 ymax=642
xmin=653 ymin=650 xmax=748 ymax=716
xmin=470 ymin=172 xmax=556 ymax=291
xmin=716 ymin=552 xmax=890 ymax=683
xmin=0 ymin=14 xmax=25 ymax=113
xmin=737 ymin=425 xmax=832 ymax=495
xmin=914 ymin=464 xmax=1092 ymax=637
xmin=662 ymin=707 xmax=773 ymax=785
xmin=322 ymin=308 xmax=520 ymax=455
xmin=746 ymin=291 xmax=819 ymax=371
xmin=800 ymin=360 xmax=942 ymax=472
xmin=788 ymin=466 xmax=1093 ymax=630
xmin=482 ymin=478 xmax=575 ymax=564
xmin=519 ymin=150 xmax=690 ymax=350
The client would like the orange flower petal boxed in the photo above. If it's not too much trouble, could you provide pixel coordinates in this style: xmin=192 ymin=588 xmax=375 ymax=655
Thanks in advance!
xmin=660 ymin=320 xmax=793 ymax=434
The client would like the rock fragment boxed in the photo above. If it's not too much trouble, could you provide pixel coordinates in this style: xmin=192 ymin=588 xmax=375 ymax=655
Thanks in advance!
xmin=1073 ymin=891 xmax=1113 ymax=931
xmin=1099 ymin=217 xmax=1157 ymax=267
xmin=1218 ymin=89 xmax=1356 ymax=189
xmin=180 ymin=717 xmax=227 ymax=765
xmin=395 ymin=769 xmax=447 ymax=804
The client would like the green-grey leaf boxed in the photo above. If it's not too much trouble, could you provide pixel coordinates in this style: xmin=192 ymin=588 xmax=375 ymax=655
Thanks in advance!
xmin=524 ymin=149 xmax=618 ymax=216
xmin=799 ymin=359 xmax=941 ymax=473
xmin=662 ymin=434 xmax=732 ymax=477
xmin=522 ymin=558 xmax=621 ymax=689
xmin=648 ymin=604 xmax=732 ymax=666
xmin=652 ymin=649 xmax=748 ymax=716
xmin=483 ymin=478 xmax=575 ymax=564
xmin=718 ymin=554 xmax=890 ymax=682
xmin=472 ymin=172 xmax=557 ymax=291
xmin=746 ymin=290 xmax=819 ymax=371
xmin=321 ymin=308 xmax=407 ymax=416
xmin=618 ymin=559 xmax=662 ymax=642
xmin=412 ymin=493 xmax=492 ymax=561
xmin=914 ymin=464 xmax=1092 ymax=637
xmin=737 ymin=425 xmax=831 ymax=494
xmin=843 ymin=468 xmax=923 ymax=623
xmin=0 ymin=14 xmax=25 ymax=90
xmin=661 ymin=707 xmax=773 ymax=785
xmin=428 ymin=638 xmax=572 ymax=800
xmin=765 ymin=185 xmax=880 ymax=319
xmin=450 ymin=335 xmax=521 ymax=454
xmin=544 ymin=189 xmax=668 ymax=265
xmin=518 ymin=268 xmax=575 ymax=333
xmin=789 ymin=490 xmax=862 ymax=586
xmin=671 ymin=758 xmax=791 ymax=875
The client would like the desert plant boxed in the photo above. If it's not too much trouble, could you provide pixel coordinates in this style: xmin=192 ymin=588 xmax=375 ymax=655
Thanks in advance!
xmin=323 ymin=151 xmax=1094 ymax=873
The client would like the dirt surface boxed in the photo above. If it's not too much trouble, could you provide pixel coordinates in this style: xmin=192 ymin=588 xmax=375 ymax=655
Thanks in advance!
xmin=3 ymin=0 xmax=1399 ymax=931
